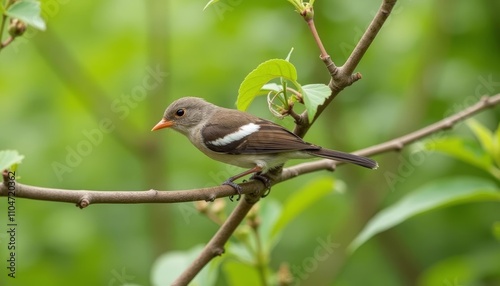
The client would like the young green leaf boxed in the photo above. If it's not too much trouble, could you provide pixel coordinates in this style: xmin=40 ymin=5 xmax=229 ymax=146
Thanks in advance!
xmin=285 ymin=47 xmax=294 ymax=62
xmin=349 ymin=177 xmax=500 ymax=252
xmin=425 ymin=137 xmax=491 ymax=171
xmin=466 ymin=119 xmax=494 ymax=155
xmin=257 ymin=199 xmax=282 ymax=253
xmin=301 ymin=83 xmax=331 ymax=122
xmin=5 ymin=1 xmax=46 ymax=31
xmin=151 ymin=245 xmax=221 ymax=286
xmin=261 ymin=83 xmax=282 ymax=93
xmin=0 ymin=150 xmax=24 ymax=171
xmin=418 ymin=245 xmax=500 ymax=286
xmin=237 ymin=59 xmax=298 ymax=111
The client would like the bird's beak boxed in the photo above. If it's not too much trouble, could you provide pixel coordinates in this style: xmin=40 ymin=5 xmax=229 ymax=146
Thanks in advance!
xmin=151 ymin=119 xmax=174 ymax=131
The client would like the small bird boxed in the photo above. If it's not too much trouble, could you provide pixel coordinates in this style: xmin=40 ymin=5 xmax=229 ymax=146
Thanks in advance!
xmin=152 ymin=97 xmax=377 ymax=199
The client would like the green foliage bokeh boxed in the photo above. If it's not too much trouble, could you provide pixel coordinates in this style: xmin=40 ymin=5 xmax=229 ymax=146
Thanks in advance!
xmin=1 ymin=0 xmax=499 ymax=285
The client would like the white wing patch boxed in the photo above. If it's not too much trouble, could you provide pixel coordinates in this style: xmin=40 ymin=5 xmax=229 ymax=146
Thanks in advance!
xmin=208 ymin=123 xmax=260 ymax=146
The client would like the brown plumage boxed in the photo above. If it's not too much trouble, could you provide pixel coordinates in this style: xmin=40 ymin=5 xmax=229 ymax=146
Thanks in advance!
xmin=152 ymin=97 xmax=377 ymax=196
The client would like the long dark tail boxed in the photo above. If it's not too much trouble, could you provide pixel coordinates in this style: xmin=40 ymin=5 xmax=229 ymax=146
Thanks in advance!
xmin=307 ymin=148 xmax=378 ymax=169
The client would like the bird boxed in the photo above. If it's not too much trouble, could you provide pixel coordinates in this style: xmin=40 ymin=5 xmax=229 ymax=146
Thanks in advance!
xmin=152 ymin=97 xmax=377 ymax=200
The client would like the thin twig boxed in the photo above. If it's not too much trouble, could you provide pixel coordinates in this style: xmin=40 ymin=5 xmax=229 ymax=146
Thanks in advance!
xmin=286 ymin=94 xmax=500 ymax=177
xmin=342 ymin=0 xmax=397 ymax=76
xmin=306 ymin=18 xmax=329 ymax=60
xmin=293 ymin=0 xmax=398 ymax=138
xmin=0 ymin=0 xmax=16 ymax=52
xmin=0 ymin=35 xmax=14 ymax=48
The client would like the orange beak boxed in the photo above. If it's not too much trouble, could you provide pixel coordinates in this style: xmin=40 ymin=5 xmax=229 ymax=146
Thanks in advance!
xmin=151 ymin=119 xmax=174 ymax=131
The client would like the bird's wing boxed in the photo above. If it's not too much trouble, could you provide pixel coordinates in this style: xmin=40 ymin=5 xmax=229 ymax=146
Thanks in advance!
xmin=201 ymin=113 xmax=318 ymax=154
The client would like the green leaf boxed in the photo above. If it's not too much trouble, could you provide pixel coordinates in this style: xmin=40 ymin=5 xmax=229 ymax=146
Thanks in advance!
xmin=417 ymin=245 xmax=500 ymax=286
xmin=5 ymin=0 xmax=46 ymax=31
xmin=257 ymin=199 xmax=282 ymax=253
xmin=261 ymin=83 xmax=282 ymax=92
xmin=466 ymin=118 xmax=494 ymax=155
xmin=227 ymin=241 xmax=255 ymax=265
xmin=493 ymin=123 xmax=500 ymax=167
xmin=203 ymin=0 xmax=220 ymax=11
xmin=301 ymin=84 xmax=331 ymax=122
xmin=0 ymin=150 xmax=24 ymax=171
xmin=493 ymin=221 xmax=500 ymax=241
xmin=271 ymin=177 xmax=335 ymax=241
xmin=222 ymin=260 xmax=262 ymax=286
xmin=151 ymin=245 xmax=220 ymax=286
xmin=349 ymin=177 xmax=500 ymax=252
xmin=237 ymin=59 xmax=298 ymax=111
xmin=425 ymin=137 xmax=491 ymax=171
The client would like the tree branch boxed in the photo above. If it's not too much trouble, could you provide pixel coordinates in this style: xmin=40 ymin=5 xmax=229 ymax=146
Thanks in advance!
xmin=0 ymin=177 xmax=265 ymax=208
xmin=2 ymin=94 xmax=498 ymax=205
xmin=286 ymin=94 xmax=500 ymax=174
xmin=172 ymin=195 xmax=259 ymax=286
xmin=342 ymin=0 xmax=398 ymax=76
xmin=294 ymin=0 xmax=398 ymax=138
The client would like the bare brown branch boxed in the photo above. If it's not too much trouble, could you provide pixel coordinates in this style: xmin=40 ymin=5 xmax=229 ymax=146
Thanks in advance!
xmin=0 ymin=179 xmax=265 ymax=208
xmin=294 ymin=0 xmax=398 ymax=138
xmin=287 ymin=94 xmax=500 ymax=175
xmin=342 ymin=0 xmax=398 ymax=76
xmin=172 ymin=197 xmax=258 ymax=286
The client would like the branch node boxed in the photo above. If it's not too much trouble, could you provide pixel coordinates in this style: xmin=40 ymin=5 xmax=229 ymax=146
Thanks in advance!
xmin=442 ymin=119 xmax=454 ymax=130
xmin=480 ymin=95 xmax=491 ymax=106
xmin=213 ymin=247 xmax=225 ymax=256
xmin=352 ymin=72 xmax=362 ymax=82
xmin=322 ymin=56 xmax=338 ymax=78
xmin=245 ymin=193 xmax=261 ymax=205
xmin=205 ymin=194 xmax=216 ymax=202
xmin=327 ymin=162 xmax=337 ymax=172
xmin=289 ymin=108 xmax=303 ymax=125
xmin=394 ymin=141 xmax=405 ymax=151
xmin=2 ymin=169 xmax=9 ymax=183
xmin=77 ymin=196 xmax=90 ymax=209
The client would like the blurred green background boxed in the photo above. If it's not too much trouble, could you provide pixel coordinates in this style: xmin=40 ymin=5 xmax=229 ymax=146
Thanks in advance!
xmin=1 ymin=0 xmax=499 ymax=285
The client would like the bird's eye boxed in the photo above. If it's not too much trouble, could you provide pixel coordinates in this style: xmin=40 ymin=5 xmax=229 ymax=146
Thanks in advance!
xmin=175 ymin=109 xmax=185 ymax=117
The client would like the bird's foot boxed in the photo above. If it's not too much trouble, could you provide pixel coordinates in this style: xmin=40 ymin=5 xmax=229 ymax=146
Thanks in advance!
xmin=222 ymin=180 xmax=242 ymax=202
xmin=250 ymin=173 xmax=272 ymax=197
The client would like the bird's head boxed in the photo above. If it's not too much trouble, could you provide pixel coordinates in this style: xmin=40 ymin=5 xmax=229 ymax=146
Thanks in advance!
xmin=151 ymin=97 xmax=215 ymax=135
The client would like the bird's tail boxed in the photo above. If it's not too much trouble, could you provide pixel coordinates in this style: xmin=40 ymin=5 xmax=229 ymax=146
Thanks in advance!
xmin=307 ymin=148 xmax=378 ymax=169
